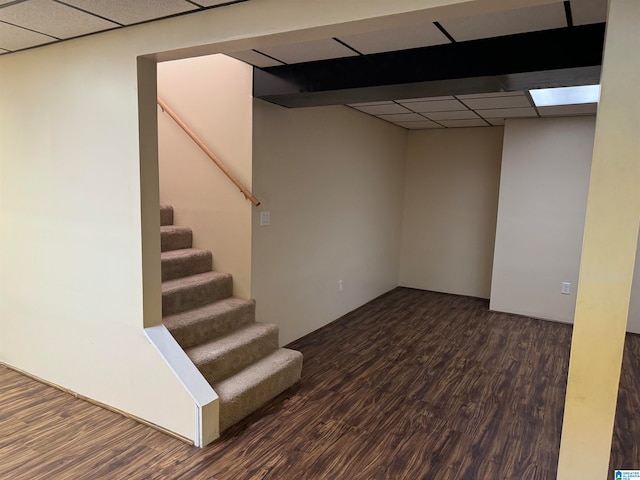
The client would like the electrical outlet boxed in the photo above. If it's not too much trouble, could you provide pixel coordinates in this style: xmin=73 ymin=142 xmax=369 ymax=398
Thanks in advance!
xmin=562 ymin=282 xmax=571 ymax=295
xmin=338 ymin=279 xmax=343 ymax=292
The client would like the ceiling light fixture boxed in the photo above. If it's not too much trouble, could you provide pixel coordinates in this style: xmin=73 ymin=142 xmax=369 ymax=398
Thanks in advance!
xmin=530 ymin=85 xmax=600 ymax=107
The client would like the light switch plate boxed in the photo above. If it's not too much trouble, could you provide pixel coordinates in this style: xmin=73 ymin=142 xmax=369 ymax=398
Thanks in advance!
xmin=260 ymin=211 xmax=270 ymax=226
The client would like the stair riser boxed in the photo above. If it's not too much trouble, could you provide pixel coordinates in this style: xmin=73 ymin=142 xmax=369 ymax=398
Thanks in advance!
xmin=162 ymin=252 xmax=212 ymax=281
xmin=169 ymin=302 xmax=256 ymax=349
xmin=161 ymin=230 xmax=192 ymax=252
xmin=196 ymin=328 xmax=279 ymax=385
xmin=160 ymin=205 xmax=173 ymax=226
xmin=162 ymin=277 xmax=233 ymax=316
xmin=217 ymin=353 xmax=303 ymax=432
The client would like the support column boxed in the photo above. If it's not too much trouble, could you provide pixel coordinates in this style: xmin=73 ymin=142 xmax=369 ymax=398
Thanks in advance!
xmin=557 ymin=0 xmax=640 ymax=479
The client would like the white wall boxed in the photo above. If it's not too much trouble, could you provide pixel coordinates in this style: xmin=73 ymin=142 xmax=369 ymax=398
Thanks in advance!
xmin=158 ymin=54 xmax=253 ymax=298
xmin=251 ymin=101 xmax=406 ymax=345
xmin=399 ymin=127 xmax=503 ymax=298
xmin=491 ymin=116 xmax=596 ymax=323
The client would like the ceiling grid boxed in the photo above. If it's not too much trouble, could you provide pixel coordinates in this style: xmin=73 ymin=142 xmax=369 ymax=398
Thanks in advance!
xmin=0 ymin=0 xmax=605 ymax=129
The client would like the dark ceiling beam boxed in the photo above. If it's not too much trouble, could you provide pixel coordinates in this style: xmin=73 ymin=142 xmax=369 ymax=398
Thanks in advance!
xmin=254 ymin=23 xmax=605 ymax=108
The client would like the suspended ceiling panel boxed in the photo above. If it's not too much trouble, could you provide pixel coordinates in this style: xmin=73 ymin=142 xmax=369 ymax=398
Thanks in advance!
xmin=438 ymin=118 xmax=489 ymax=128
xmin=459 ymin=95 xmax=532 ymax=110
xmin=348 ymin=90 xmax=597 ymax=130
xmin=353 ymin=103 xmax=412 ymax=115
xmin=190 ymin=0 xmax=241 ymax=7
xmin=255 ymin=38 xmax=359 ymax=65
xmin=0 ymin=0 xmax=117 ymax=39
xmin=440 ymin=3 xmax=568 ymax=42
xmin=0 ymin=0 xmax=249 ymax=53
xmin=0 ymin=18 xmax=54 ymax=49
xmin=570 ymin=0 xmax=608 ymax=26
xmin=538 ymin=103 xmax=598 ymax=116
xmin=397 ymin=99 xmax=467 ymax=113
xmin=227 ymin=49 xmax=284 ymax=68
xmin=337 ymin=23 xmax=449 ymax=55
xmin=60 ymin=0 xmax=198 ymax=25
xmin=427 ymin=110 xmax=480 ymax=120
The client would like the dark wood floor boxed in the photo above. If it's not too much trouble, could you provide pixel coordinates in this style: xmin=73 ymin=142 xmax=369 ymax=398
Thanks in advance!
xmin=1 ymin=288 xmax=638 ymax=479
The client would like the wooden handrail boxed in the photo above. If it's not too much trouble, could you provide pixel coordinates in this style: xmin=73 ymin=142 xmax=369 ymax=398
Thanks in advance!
xmin=157 ymin=97 xmax=260 ymax=206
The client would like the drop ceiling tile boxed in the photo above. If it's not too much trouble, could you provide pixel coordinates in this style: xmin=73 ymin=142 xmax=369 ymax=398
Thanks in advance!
xmin=395 ymin=120 xmax=444 ymax=129
xmin=538 ymin=103 xmax=597 ymax=116
xmin=425 ymin=110 xmax=479 ymax=120
xmin=440 ymin=3 xmax=567 ymax=42
xmin=190 ymin=0 xmax=240 ymax=6
xmin=487 ymin=118 xmax=505 ymax=126
xmin=338 ymin=23 xmax=449 ymax=55
xmin=377 ymin=113 xmax=426 ymax=122
xmin=227 ymin=50 xmax=284 ymax=68
xmin=437 ymin=119 xmax=489 ymax=128
xmin=403 ymin=99 xmax=467 ymax=113
xmin=398 ymin=95 xmax=455 ymax=103
xmin=0 ymin=0 xmax=16 ymax=4
xmin=0 ymin=20 xmax=54 ymax=50
xmin=460 ymin=95 xmax=531 ymax=110
xmin=570 ymin=0 xmax=608 ymax=26
xmin=0 ymin=0 xmax=117 ymax=39
xmin=258 ymin=38 xmax=358 ymax=65
xmin=477 ymin=107 xmax=538 ymax=118
xmin=61 ymin=0 xmax=198 ymax=25
xmin=348 ymin=101 xmax=394 ymax=107
xmin=353 ymin=104 xmax=411 ymax=115
xmin=456 ymin=91 xmax=524 ymax=99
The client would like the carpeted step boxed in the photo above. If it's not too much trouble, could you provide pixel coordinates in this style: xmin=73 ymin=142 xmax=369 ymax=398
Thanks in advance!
xmin=161 ymin=225 xmax=192 ymax=252
xmin=160 ymin=204 xmax=174 ymax=226
xmin=162 ymin=272 xmax=233 ymax=316
xmin=164 ymin=297 xmax=256 ymax=349
xmin=161 ymin=248 xmax=212 ymax=281
xmin=215 ymin=348 xmax=303 ymax=432
xmin=187 ymin=323 xmax=279 ymax=385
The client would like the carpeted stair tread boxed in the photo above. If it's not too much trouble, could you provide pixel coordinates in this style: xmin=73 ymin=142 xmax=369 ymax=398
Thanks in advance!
xmin=160 ymin=204 xmax=174 ymax=226
xmin=162 ymin=272 xmax=232 ymax=316
xmin=164 ymin=297 xmax=256 ymax=349
xmin=161 ymin=225 xmax=192 ymax=252
xmin=215 ymin=348 xmax=303 ymax=431
xmin=158 ymin=205 xmax=304 ymax=433
xmin=186 ymin=323 xmax=279 ymax=385
xmin=161 ymin=248 xmax=212 ymax=281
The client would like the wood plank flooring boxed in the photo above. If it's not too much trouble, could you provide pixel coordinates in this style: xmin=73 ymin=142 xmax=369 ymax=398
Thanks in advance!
xmin=1 ymin=288 xmax=638 ymax=479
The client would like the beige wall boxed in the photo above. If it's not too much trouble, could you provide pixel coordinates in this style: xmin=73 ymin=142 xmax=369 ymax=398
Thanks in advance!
xmin=0 ymin=44 xmax=194 ymax=439
xmin=251 ymin=101 xmax=406 ymax=345
xmin=1 ymin=0 xmax=635 ymax=451
xmin=399 ymin=127 xmax=503 ymax=298
xmin=157 ymin=54 xmax=253 ymax=298
xmin=490 ymin=116 xmax=596 ymax=323
xmin=2 ymin=0 xmax=494 ymax=440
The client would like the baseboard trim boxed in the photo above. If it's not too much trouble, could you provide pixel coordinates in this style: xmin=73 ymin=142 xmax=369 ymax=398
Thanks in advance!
xmin=0 ymin=362 xmax=193 ymax=446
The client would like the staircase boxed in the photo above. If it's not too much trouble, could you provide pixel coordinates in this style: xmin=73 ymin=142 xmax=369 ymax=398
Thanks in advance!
xmin=160 ymin=205 xmax=303 ymax=432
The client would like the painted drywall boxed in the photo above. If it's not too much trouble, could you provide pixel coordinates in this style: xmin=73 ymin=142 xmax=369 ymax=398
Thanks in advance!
xmin=251 ymin=101 xmax=406 ymax=345
xmin=2 ymin=0 xmax=505 ymax=440
xmin=157 ymin=54 xmax=253 ymax=298
xmin=0 ymin=46 xmax=194 ymax=439
xmin=399 ymin=127 xmax=503 ymax=298
xmin=491 ymin=116 xmax=596 ymax=323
